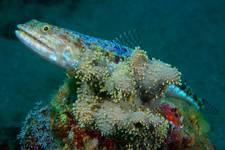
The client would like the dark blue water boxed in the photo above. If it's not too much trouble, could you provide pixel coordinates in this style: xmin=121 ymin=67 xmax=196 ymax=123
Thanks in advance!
xmin=0 ymin=0 xmax=224 ymax=149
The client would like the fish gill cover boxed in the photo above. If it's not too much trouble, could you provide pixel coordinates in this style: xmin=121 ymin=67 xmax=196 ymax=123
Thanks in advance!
xmin=16 ymin=20 xmax=214 ymax=150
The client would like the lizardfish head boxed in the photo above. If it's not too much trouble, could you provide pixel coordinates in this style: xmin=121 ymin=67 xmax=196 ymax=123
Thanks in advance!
xmin=15 ymin=19 xmax=81 ymax=68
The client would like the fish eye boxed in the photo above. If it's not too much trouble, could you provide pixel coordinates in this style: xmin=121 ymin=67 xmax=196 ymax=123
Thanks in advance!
xmin=43 ymin=25 xmax=50 ymax=32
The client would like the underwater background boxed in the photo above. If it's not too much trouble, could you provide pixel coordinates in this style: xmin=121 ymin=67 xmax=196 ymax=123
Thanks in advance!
xmin=0 ymin=0 xmax=224 ymax=149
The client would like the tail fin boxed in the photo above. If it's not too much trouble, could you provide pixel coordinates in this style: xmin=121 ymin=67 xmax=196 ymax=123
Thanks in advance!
xmin=175 ymin=82 xmax=219 ymax=114
xmin=179 ymin=82 xmax=219 ymax=115
xmin=200 ymin=98 xmax=219 ymax=114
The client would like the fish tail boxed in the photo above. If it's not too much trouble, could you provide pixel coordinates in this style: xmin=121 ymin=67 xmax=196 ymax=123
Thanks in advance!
xmin=199 ymin=98 xmax=219 ymax=114
xmin=166 ymin=84 xmax=200 ymax=110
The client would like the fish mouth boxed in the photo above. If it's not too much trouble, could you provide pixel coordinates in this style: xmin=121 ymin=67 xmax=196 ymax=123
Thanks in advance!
xmin=15 ymin=24 xmax=58 ymax=62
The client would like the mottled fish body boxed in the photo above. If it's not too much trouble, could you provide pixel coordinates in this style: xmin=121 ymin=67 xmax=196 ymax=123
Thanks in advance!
xmin=15 ymin=19 xmax=132 ymax=69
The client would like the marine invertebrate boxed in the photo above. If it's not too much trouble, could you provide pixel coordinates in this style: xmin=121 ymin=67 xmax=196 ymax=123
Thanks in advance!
xmin=159 ymin=103 xmax=182 ymax=126
xmin=129 ymin=48 xmax=181 ymax=101
xmin=16 ymin=20 xmax=214 ymax=150
xmin=73 ymin=83 xmax=102 ymax=127
xmin=104 ymin=62 xmax=136 ymax=102
xmin=17 ymin=102 xmax=53 ymax=150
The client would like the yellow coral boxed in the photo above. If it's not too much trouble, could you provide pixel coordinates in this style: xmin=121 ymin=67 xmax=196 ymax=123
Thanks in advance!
xmin=76 ymin=47 xmax=109 ymax=82
xmin=129 ymin=48 xmax=181 ymax=101
xmin=73 ymin=83 xmax=102 ymax=127
xmin=105 ymin=62 xmax=137 ymax=102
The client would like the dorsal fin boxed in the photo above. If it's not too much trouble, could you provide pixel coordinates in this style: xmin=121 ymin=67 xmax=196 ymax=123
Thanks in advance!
xmin=113 ymin=29 xmax=143 ymax=49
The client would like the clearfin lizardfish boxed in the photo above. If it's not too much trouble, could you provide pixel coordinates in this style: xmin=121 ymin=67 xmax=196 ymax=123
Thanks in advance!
xmin=15 ymin=19 xmax=212 ymax=112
